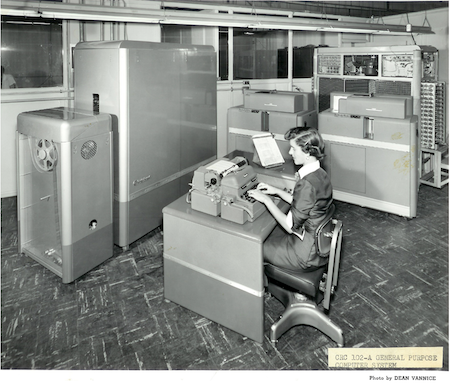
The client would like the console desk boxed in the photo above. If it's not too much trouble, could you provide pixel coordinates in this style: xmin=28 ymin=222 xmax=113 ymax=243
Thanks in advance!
xmin=163 ymin=152 xmax=294 ymax=343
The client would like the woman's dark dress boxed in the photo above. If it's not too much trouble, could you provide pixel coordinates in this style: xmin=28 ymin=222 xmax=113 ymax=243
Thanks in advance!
xmin=263 ymin=167 xmax=333 ymax=271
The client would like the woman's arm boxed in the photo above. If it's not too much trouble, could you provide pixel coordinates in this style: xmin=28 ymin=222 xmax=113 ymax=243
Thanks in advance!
xmin=247 ymin=188 xmax=292 ymax=233
xmin=254 ymin=182 xmax=293 ymax=204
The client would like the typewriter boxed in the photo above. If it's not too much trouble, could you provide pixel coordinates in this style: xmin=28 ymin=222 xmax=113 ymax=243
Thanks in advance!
xmin=188 ymin=156 xmax=266 ymax=224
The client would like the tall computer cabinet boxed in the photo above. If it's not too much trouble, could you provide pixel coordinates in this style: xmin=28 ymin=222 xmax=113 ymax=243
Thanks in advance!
xmin=74 ymin=41 xmax=217 ymax=249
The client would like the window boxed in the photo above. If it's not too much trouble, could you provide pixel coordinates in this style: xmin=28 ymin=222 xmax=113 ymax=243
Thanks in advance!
xmin=161 ymin=24 xmax=193 ymax=44
xmin=233 ymin=28 xmax=288 ymax=80
xmin=1 ymin=16 xmax=63 ymax=89
xmin=218 ymin=27 xmax=228 ymax=80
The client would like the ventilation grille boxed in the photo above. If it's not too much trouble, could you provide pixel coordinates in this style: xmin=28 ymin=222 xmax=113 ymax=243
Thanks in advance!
xmin=372 ymin=80 xmax=411 ymax=96
xmin=318 ymin=78 xmax=344 ymax=112
xmin=81 ymin=140 xmax=97 ymax=160
xmin=345 ymin=79 xmax=370 ymax=93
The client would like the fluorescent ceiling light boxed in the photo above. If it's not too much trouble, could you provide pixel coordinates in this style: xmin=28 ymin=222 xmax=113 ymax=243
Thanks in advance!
xmin=0 ymin=0 xmax=434 ymax=35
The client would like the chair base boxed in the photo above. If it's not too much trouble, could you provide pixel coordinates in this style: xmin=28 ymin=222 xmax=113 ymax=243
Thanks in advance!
xmin=268 ymin=282 xmax=344 ymax=347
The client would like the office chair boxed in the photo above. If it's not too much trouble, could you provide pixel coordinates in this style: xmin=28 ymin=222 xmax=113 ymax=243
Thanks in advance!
xmin=265 ymin=204 xmax=344 ymax=346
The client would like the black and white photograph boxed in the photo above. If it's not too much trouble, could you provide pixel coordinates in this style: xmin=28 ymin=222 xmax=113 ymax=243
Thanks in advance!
xmin=1 ymin=1 xmax=449 ymax=386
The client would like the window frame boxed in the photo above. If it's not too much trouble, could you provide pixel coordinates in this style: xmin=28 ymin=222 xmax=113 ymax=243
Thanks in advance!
xmin=1 ymin=15 xmax=69 ymax=96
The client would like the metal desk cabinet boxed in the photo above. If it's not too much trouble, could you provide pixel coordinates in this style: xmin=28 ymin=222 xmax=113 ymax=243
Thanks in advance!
xmin=163 ymin=182 xmax=290 ymax=343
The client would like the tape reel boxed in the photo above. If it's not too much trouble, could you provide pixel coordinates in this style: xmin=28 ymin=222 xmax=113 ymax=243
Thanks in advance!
xmin=31 ymin=138 xmax=58 ymax=172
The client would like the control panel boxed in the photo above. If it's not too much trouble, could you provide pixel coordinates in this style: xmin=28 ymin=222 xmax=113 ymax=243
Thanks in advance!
xmin=381 ymin=54 xmax=414 ymax=78
xmin=317 ymin=55 xmax=341 ymax=75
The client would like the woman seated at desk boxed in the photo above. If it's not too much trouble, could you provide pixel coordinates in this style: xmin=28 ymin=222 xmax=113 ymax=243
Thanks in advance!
xmin=248 ymin=126 xmax=333 ymax=274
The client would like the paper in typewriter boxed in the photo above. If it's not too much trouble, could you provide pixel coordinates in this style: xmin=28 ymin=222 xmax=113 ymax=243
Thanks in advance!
xmin=206 ymin=159 xmax=239 ymax=176
xmin=252 ymin=133 xmax=285 ymax=168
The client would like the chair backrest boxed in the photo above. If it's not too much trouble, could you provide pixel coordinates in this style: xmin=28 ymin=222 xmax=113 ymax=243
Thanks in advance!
xmin=322 ymin=218 xmax=343 ymax=311
xmin=315 ymin=203 xmax=336 ymax=258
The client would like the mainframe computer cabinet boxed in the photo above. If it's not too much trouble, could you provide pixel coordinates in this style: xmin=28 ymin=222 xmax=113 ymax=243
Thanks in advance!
xmin=74 ymin=41 xmax=217 ymax=249
xmin=314 ymin=45 xmax=440 ymax=217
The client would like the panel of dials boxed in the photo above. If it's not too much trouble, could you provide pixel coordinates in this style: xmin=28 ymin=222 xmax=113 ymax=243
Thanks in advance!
xmin=421 ymin=81 xmax=446 ymax=149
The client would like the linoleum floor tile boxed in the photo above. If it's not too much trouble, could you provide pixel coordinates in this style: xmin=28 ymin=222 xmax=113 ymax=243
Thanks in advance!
xmin=1 ymin=185 xmax=448 ymax=371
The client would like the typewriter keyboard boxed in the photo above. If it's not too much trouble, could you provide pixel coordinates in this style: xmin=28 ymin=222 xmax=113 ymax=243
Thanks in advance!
xmin=241 ymin=183 xmax=259 ymax=203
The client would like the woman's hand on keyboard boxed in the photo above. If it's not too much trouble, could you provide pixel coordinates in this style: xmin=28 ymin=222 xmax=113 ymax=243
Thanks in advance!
xmin=255 ymin=182 xmax=279 ymax=195
xmin=247 ymin=188 xmax=269 ymax=204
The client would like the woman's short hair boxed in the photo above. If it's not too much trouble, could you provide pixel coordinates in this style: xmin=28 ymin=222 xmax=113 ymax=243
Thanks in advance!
xmin=284 ymin=126 xmax=326 ymax=160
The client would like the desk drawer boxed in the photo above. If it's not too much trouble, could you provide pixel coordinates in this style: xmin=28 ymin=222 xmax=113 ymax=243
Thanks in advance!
xmin=164 ymin=256 xmax=264 ymax=343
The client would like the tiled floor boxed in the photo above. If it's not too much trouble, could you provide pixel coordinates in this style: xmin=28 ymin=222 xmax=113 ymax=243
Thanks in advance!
xmin=1 ymin=183 xmax=448 ymax=377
